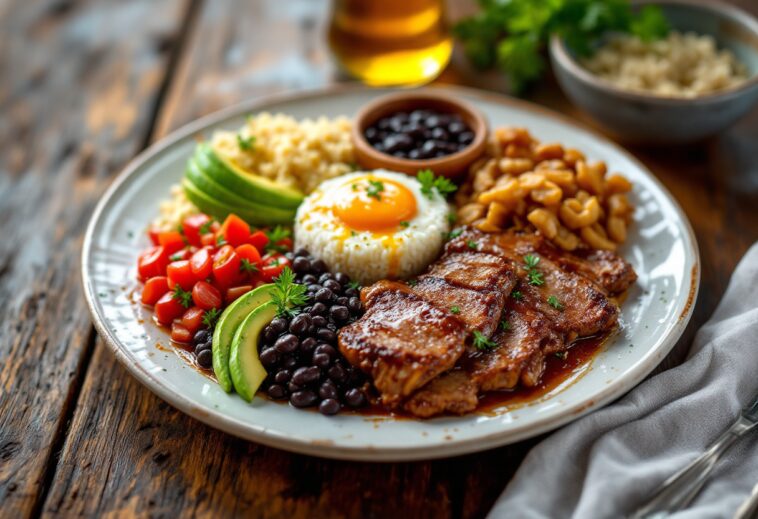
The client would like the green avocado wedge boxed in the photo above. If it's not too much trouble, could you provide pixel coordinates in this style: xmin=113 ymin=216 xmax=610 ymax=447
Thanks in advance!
xmin=211 ymin=284 xmax=276 ymax=392
xmin=181 ymin=178 xmax=295 ymax=226
xmin=194 ymin=143 xmax=304 ymax=209
xmin=229 ymin=301 xmax=278 ymax=402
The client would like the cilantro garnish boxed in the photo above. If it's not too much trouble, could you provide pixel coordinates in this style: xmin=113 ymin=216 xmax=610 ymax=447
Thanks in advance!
xmin=447 ymin=228 xmax=463 ymax=240
xmin=271 ymin=267 xmax=308 ymax=318
xmin=407 ymin=279 xmax=418 ymax=287
xmin=199 ymin=219 xmax=215 ymax=235
xmin=524 ymin=254 xmax=540 ymax=269
xmin=472 ymin=330 xmax=497 ymax=351
xmin=466 ymin=240 xmax=478 ymax=250
xmin=500 ymin=319 xmax=511 ymax=331
xmin=347 ymin=280 xmax=361 ymax=291
xmin=239 ymin=258 xmax=258 ymax=274
xmin=450 ymin=306 xmax=461 ymax=315
xmin=264 ymin=226 xmax=291 ymax=253
xmin=417 ymin=169 xmax=458 ymax=200
xmin=351 ymin=183 xmax=358 ymax=191
xmin=202 ymin=308 xmax=220 ymax=328
xmin=399 ymin=221 xmax=410 ymax=228
xmin=237 ymin=134 xmax=256 ymax=151
xmin=547 ymin=295 xmax=564 ymax=311
xmin=172 ymin=286 xmax=192 ymax=308
xmin=511 ymin=290 xmax=523 ymax=300
xmin=169 ymin=252 xmax=184 ymax=262
xmin=216 ymin=235 xmax=227 ymax=246
xmin=366 ymin=179 xmax=384 ymax=200
xmin=447 ymin=212 xmax=457 ymax=225
xmin=523 ymin=254 xmax=544 ymax=286
xmin=554 ymin=351 xmax=568 ymax=360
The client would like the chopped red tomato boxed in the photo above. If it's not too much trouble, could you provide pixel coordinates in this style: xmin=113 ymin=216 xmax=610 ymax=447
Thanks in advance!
xmin=226 ymin=285 xmax=252 ymax=303
xmin=200 ymin=233 xmax=217 ymax=247
xmin=235 ymin=244 xmax=262 ymax=270
xmin=166 ymin=260 xmax=197 ymax=291
xmin=181 ymin=306 xmax=205 ymax=334
xmin=247 ymin=230 xmax=269 ymax=252
xmin=157 ymin=231 xmax=186 ymax=254
xmin=171 ymin=322 xmax=193 ymax=343
xmin=168 ymin=249 xmax=192 ymax=262
xmin=192 ymin=280 xmax=222 ymax=310
xmin=212 ymin=245 xmax=243 ymax=287
xmin=141 ymin=276 xmax=169 ymax=305
xmin=155 ymin=291 xmax=186 ymax=325
xmin=260 ymin=254 xmax=290 ymax=282
xmin=220 ymin=214 xmax=251 ymax=247
xmin=148 ymin=228 xmax=161 ymax=246
xmin=190 ymin=248 xmax=213 ymax=279
xmin=182 ymin=214 xmax=211 ymax=247
xmin=138 ymin=246 xmax=170 ymax=280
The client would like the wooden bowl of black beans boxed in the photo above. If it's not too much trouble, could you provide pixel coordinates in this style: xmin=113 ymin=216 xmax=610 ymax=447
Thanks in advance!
xmin=352 ymin=90 xmax=489 ymax=179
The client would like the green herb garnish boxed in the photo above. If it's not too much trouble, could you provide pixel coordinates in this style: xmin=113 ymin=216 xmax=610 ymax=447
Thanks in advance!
xmin=447 ymin=212 xmax=457 ymax=225
xmin=240 ymin=258 xmax=258 ymax=274
xmin=418 ymin=169 xmax=458 ymax=200
xmin=500 ymin=319 xmax=511 ymax=331
xmin=450 ymin=305 xmax=461 ymax=315
xmin=202 ymin=307 xmax=220 ymax=328
xmin=524 ymin=254 xmax=540 ymax=269
xmin=347 ymin=281 xmax=361 ymax=291
xmin=528 ymin=270 xmax=545 ymax=286
xmin=554 ymin=351 xmax=568 ymax=360
xmin=466 ymin=240 xmax=478 ymax=250
xmin=172 ymin=286 xmax=193 ymax=308
xmin=453 ymin=1 xmax=669 ymax=93
xmin=265 ymin=226 xmax=291 ymax=253
xmin=216 ymin=235 xmax=227 ymax=246
xmin=237 ymin=134 xmax=256 ymax=151
xmin=271 ymin=267 xmax=308 ymax=318
xmin=169 ymin=252 xmax=184 ymax=262
xmin=407 ymin=279 xmax=418 ymax=287
xmin=547 ymin=295 xmax=564 ymax=310
xmin=447 ymin=228 xmax=463 ymax=240
xmin=199 ymin=219 xmax=215 ymax=235
xmin=511 ymin=290 xmax=523 ymax=300
xmin=472 ymin=330 xmax=497 ymax=351
xmin=366 ymin=179 xmax=385 ymax=200
xmin=399 ymin=221 xmax=410 ymax=228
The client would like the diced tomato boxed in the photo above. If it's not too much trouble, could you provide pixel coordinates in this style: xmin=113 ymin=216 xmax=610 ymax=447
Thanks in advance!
xmin=247 ymin=230 xmax=269 ymax=252
xmin=275 ymin=237 xmax=293 ymax=251
xmin=148 ymin=228 xmax=161 ymax=246
xmin=166 ymin=260 xmax=197 ymax=291
xmin=192 ymin=280 xmax=222 ymax=310
xmin=141 ymin=276 xmax=169 ymax=305
xmin=181 ymin=306 xmax=205 ymax=334
xmin=182 ymin=214 xmax=211 ymax=247
xmin=190 ymin=248 xmax=213 ymax=279
xmin=235 ymin=244 xmax=262 ymax=266
xmin=200 ymin=233 xmax=217 ymax=247
xmin=219 ymin=214 xmax=251 ymax=247
xmin=155 ymin=291 xmax=186 ymax=325
xmin=171 ymin=322 xmax=193 ymax=343
xmin=212 ymin=245 xmax=243 ymax=287
xmin=226 ymin=285 xmax=253 ymax=303
xmin=158 ymin=231 xmax=186 ymax=254
xmin=138 ymin=246 xmax=170 ymax=280
xmin=168 ymin=248 xmax=192 ymax=262
xmin=260 ymin=254 xmax=290 ymax=282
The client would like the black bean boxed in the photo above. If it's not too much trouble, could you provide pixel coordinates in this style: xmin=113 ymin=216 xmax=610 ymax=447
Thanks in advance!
xmin=269 ymin=317 xmax=288 ymax=335
xmin=330 ymin=305 xmax=350 ymax=322
xmin=344 ymin=287 xmax=359 ymax=297
xmin=289 ymin=313 xmax=312 ymax=335
xmin=344 ymin=388 xmax=367 ymax=408
xmin=348 ymin=297 xmax=362 ymax=313
xmin=274 ymin=369 xmax=291 ymax=384
xmin=431 ymin=127 xmax=449 ymax=141
xmin=318 ymin=273 xmax=334 ymax=284
xmin=302 ymin=274 xmax=317 ymax=284
xmin=294 ymin=248 xmax=309 ymax=257
xmin=315 ymin=288 xmax=333 ymax=303
xmin=334 ymin=272 xmax=350 ymax=285
xmin=193 ymin=329 xmax=210 ymax=343
xmin=259 ymin=348 xmax=279 ymax=367
xmin=408 ymin=149 xmax=421 ymax=160
xmin=319 ymin=398 xmax=340 ymax=415
xmin=364 ymin=126 xmax=379 ymax=142
xmin=261 ymin=325 xmax=278 ymax=344
xmin=312 ymin=352 xmax=331 ymax=368
xmin=307 ymin=283 xmax=321 ymax=293
xmin=292 ymin=366 xmax=321 ymax=386
xmin=307 ymin=324 xmax=317 ymax=335
xmin=267 ymin=384 xmax=287 ymax=399
xmin=299 ymin=337 xmax=317 ymax=354
xmin=459 ymin=131 xmax=475 ymax=145
xmin=310 ymin=302 xmax=328 ymax=316
xmin=288 ymin=380 xmax=302 ymax=393
xmin=311 ymin=315 xmax=328 ymax=328
xmin=425 ymin=115 xmax=441 ymax=128
xmin=274 ymin=333 xmax=299 ymax=353
xmin=315 ymin=344 xmax=337 ymax=358
xmin=292 ymin=256 xmax=311 ymax=273
xmin=291 ymin=390 xmax=318 ymax=408
xmin=328 ymin=363 xmax=347 ymax=384
xmin=348 ymin=366 xmax=366 ymax=385
xmin=323 ymin=279 xmax=341 ymax=293
xmin=196 ymin=349 xmax=213 ymax=368
xmin=319 ymin=380 xmax=339 ymax=400
xmin=311 ymin=259 xmax=327 ymax=273
xmin=194 ymin=342 xmax=211 ymax=355
xmin=281 ymin=356 xmax=298 ymax=369
xmin=285 ymin=252 xmax=294 ymax=261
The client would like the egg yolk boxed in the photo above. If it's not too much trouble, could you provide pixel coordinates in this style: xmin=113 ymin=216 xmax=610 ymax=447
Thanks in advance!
xmin=333 ymin=177 xmax=417 ymax=233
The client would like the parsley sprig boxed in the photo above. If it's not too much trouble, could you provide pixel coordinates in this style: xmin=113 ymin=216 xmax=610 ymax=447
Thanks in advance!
xmin=511 ymin=290 xmax=523 ymax=300
xmin=450 ymin=305 xmax=461 ymax=315
xmin=472 ymin=330 xmax=498 ymax=351
xmin=265 ymin=226 xmax=291 ymax=253
xmin=239 ymin=258 xmax=258 ymax=274
xmin=453 ymin=0 xmax=669 ymax=93
xmin=547 ymin=295 xmax=564 ymax=311
xmin=202 ymin=308 xmax=220 ymax=328
xmin=523 ymin=254 xmax=545 ymax=286
xmin=271 ymin=267 xmax=308 ymax=318
xmin=418 ymin=169 xmax=457 ymax=200
xmin=366 ymin=179 xmax=384 ymax=200
xmin=237 ymin=134 xmax=256 ymax=151
xmin=172 ymin=286 xmax=193 ymax=308
xmin=199 ymin=219 xmax=216 ymax=235
xmin=500 ymin=319 xmax=511 ymax=331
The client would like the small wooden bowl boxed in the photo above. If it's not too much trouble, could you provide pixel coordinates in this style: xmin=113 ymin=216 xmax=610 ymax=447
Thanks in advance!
xmin=351 ymin=90 xmax=489 ymax=179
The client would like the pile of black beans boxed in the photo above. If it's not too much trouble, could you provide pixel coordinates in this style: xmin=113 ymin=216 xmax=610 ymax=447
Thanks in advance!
xmin=364 ymin=109 xmax=475 ymax=160
xmin=192 ymin=329 xmax=214 ymax=369
xmin=258 ymin=249 xmax=368 ymax=415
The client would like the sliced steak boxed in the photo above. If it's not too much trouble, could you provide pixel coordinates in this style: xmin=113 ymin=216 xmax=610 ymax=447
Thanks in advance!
xmin=338 ymin=280 xmax=468 ymax=406
xmin=403 ymin=370 xmax=478 ymax=417
xmin=426 ymin=251 xmax=516 ymax=294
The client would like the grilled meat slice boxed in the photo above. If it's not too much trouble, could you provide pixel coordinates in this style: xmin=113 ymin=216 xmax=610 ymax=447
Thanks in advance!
xmin=338 ymin=280 xmax=468 ymax=406
xmin=403 ymin=370 xmax=478 ymax=417
xmin=426 ymin=251 xmax=516 ymax=294
xmin=413 ymin=276 xmax=504 ymax=336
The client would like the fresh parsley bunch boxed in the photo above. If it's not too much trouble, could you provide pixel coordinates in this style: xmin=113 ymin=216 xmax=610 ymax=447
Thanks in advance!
xmin=453 ymin=0 xmax=669 ymax=92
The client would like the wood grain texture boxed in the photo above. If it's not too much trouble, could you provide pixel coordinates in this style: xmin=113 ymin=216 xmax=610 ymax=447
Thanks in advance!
xmin=0 ymin=0 xmax=190 ymax=517
xmin=2 ymin=0 xmax=754 ymax=517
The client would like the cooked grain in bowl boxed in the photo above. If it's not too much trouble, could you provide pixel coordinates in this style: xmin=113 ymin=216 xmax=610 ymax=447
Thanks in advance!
xmin=582 ymin=31 xmax=748 ymax=98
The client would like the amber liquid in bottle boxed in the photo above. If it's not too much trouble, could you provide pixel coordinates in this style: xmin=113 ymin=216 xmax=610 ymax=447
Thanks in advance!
xmin=328 ymin=0 xmax=452 ymax=86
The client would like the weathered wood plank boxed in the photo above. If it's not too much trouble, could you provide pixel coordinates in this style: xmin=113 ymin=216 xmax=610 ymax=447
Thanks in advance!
xmin=0 ymin=0 xmax=188 ymax=517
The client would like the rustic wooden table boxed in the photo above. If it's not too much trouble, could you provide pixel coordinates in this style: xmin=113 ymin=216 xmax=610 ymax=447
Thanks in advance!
xmin=2 ymin=1 xmax=757 ymax=517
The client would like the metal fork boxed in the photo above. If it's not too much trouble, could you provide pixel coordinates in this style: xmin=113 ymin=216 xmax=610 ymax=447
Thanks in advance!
xmin=631 ymin=389 xmax=758 ymax=519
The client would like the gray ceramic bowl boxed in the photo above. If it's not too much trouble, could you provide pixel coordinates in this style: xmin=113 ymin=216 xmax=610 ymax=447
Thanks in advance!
xmin=549 ymin=0 xmax=758 ymax=143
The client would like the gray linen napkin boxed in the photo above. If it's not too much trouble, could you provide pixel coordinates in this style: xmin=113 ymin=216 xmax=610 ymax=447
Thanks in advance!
xmin=489 ymin=242 xmax=758 ymax=519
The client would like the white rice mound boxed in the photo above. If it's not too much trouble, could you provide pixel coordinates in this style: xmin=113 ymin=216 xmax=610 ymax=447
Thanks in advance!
xmin=294 ymin=171 xmax=451 ymax=285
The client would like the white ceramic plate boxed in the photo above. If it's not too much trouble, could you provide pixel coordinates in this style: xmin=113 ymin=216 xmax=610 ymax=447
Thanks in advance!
xmin=82 ymin=86 xmax=699 ymax=461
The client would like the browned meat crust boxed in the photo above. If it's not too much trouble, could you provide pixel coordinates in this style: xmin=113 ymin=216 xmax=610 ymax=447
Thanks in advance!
xmin=426 ymin=251 xmax=516 ymax=294
xmin=338 ymin=281 xmax=467 ymax=406
xmin=403 ymin=370 xmax=478 ymax=417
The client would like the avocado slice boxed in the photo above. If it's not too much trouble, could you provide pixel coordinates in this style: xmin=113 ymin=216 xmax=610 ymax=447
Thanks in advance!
xmin=182 ymin=178 xmax=295 ymax=226
xmin=211 ymin=284 xmax=276 ymax=393
xmin=195 ymin=143 xmax=304 ymax=209
xmin=229 ymin=301 xmax=279 ymax=402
